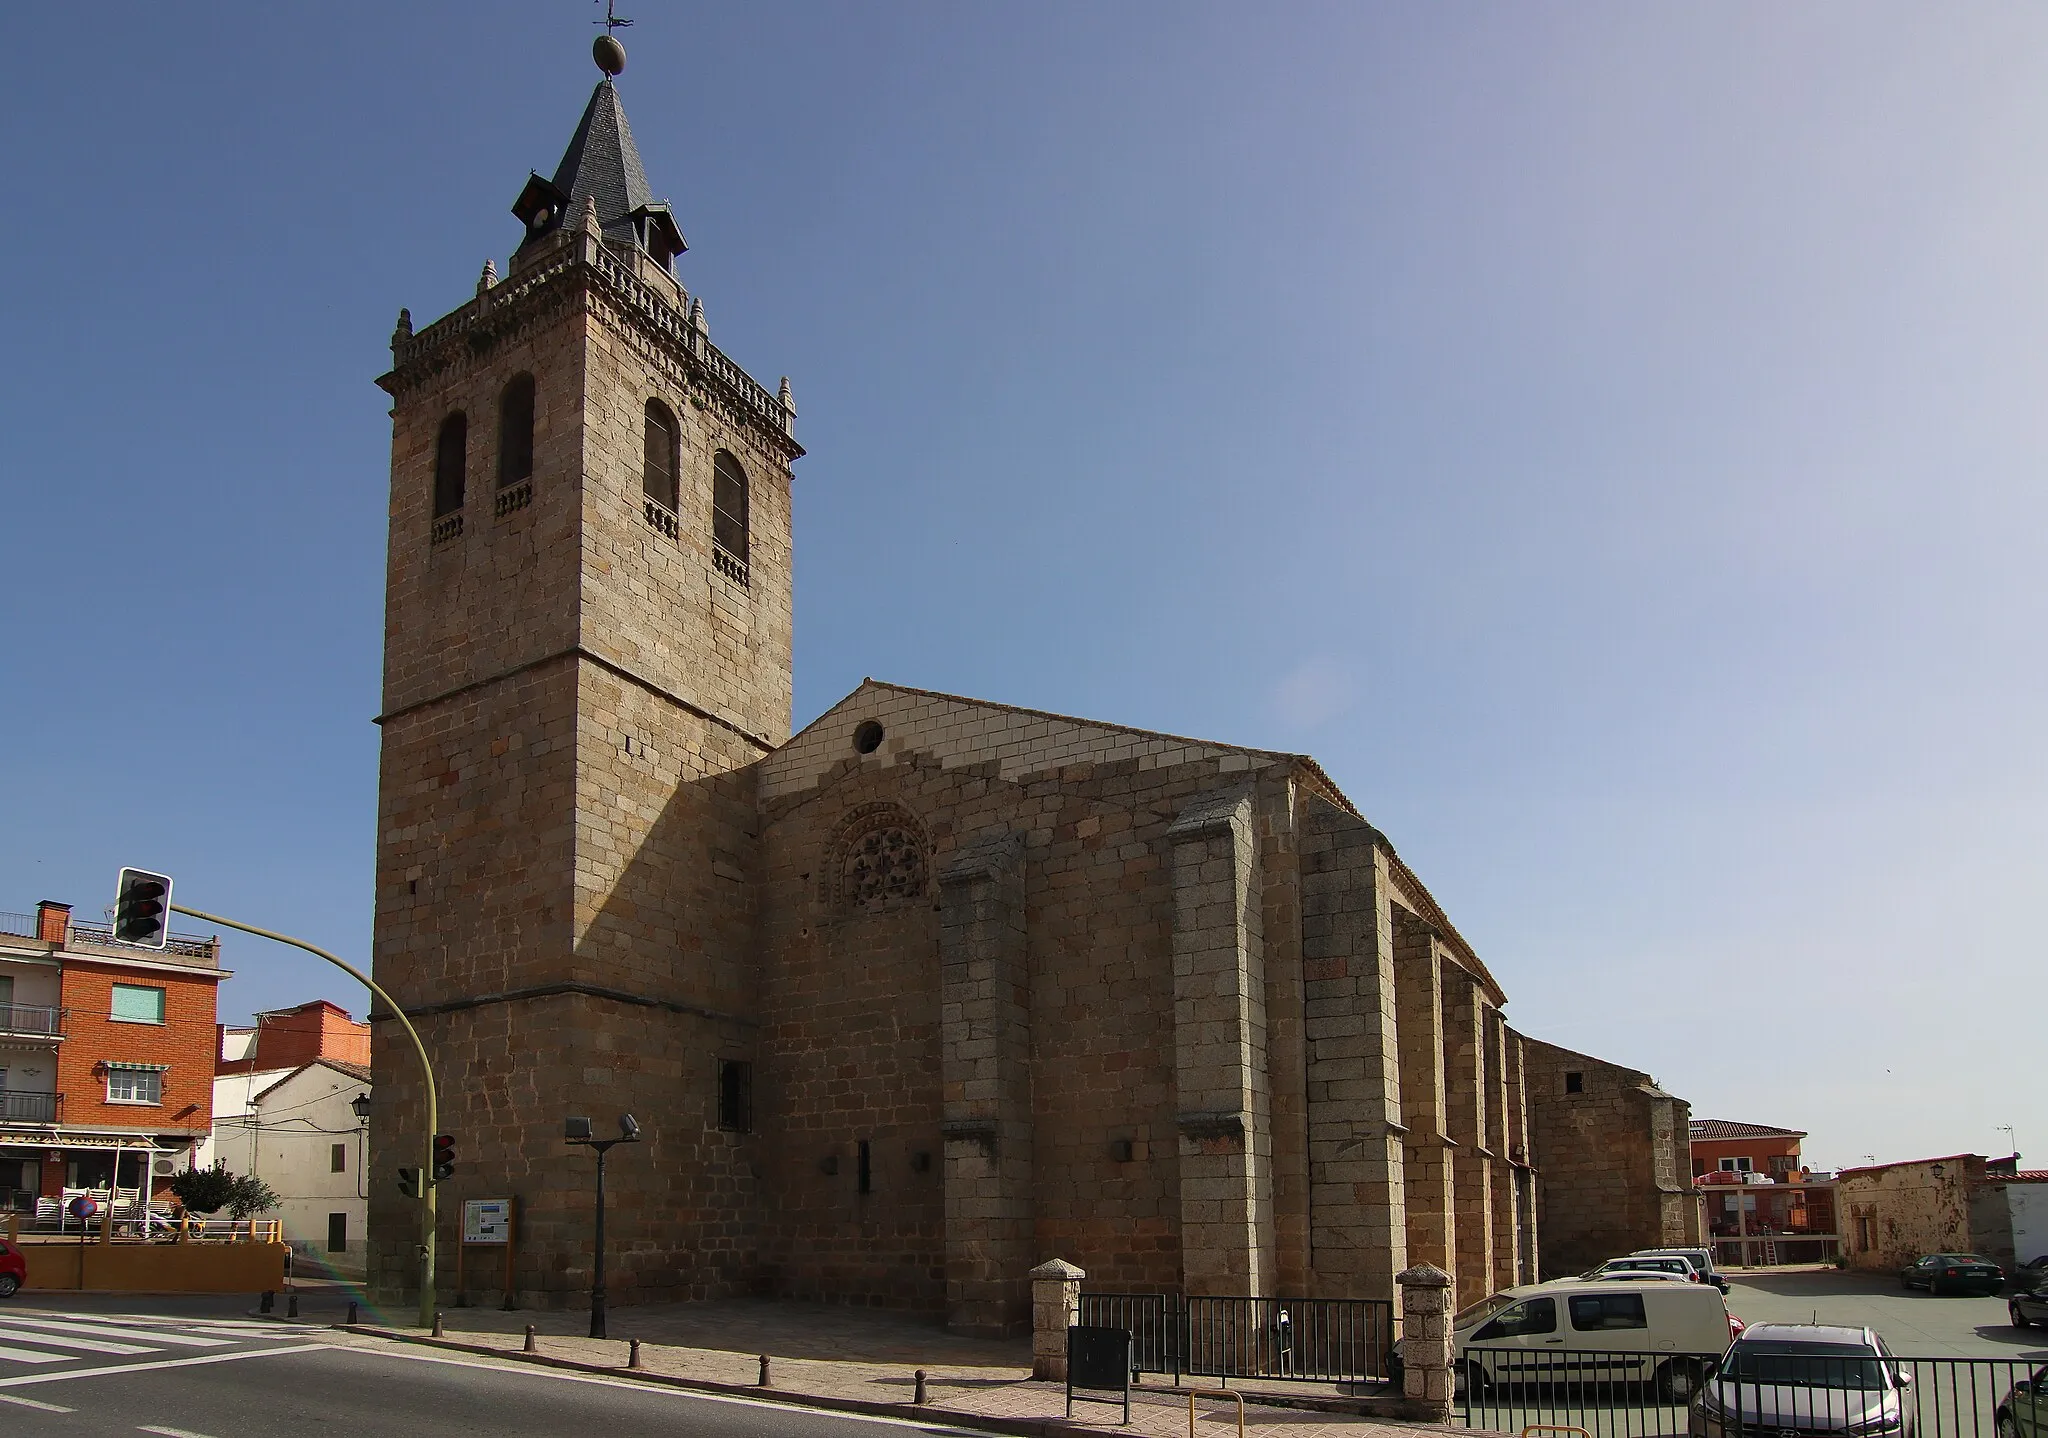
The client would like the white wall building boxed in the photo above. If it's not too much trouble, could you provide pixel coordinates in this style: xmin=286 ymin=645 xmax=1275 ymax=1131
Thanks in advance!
xmin=204 ymin=1059 xmax=370 ymax=1275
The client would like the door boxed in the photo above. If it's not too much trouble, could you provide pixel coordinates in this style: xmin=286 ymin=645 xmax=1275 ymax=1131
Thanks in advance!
xmin=327 ymin=1212 xmax=348 ymax=1254
xmin=1468 ymin=1296 xmax=1561 ymax=1385
xmin=1566 ymin=1291 xmax=1655 ymax=1382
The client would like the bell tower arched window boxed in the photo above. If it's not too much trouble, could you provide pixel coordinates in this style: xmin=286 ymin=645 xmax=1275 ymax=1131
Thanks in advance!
xmin=712 ymin=449 xmax=750 ymax=584
xmin=433 ymin=412 xmax=467 ymax=519
xmin=642 ymin=400 xmax=679 ymax=538
xmin=498 ymin=374 xmax=535 ymax=489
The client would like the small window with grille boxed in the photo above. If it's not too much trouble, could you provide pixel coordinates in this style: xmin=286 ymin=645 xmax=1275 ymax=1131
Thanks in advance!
xmin=716 ymin=1059 xmax=752 ymax=1133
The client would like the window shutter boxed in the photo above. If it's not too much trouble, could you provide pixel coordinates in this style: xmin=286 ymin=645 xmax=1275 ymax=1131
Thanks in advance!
xmin=110 ymin=985 xmax=166 ymax=1023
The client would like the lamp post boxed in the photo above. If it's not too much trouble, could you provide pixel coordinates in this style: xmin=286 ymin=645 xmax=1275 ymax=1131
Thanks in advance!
xmin=565 ymin=1114 xmax=641 ymax=1339
xmin=351 ymin=1093 xmax=371 ymax=1205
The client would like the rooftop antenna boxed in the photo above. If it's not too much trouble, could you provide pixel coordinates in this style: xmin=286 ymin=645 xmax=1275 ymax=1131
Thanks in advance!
xmin=1997 ymin=1125 xmax=2018 ymax=1157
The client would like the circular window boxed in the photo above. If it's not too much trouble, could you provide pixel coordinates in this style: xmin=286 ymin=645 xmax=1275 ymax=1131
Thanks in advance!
xmin=852 ymin=720 xmax=885 ymax=755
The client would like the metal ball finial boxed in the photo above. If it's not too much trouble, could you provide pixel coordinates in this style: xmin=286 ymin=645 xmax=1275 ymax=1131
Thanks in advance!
xmin=594 ymin=33 xmax=627 ymax=75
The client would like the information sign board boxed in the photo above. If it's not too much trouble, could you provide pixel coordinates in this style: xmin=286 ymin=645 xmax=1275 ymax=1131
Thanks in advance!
xmin=463 ymin=1198 xmax=514 ymax=1245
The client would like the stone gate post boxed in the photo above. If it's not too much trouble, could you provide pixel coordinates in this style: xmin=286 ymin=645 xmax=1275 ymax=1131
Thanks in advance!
xmin=1029 ymin=1259 xmax=1084 ymax=1381
xmin=1396 ymin=1261 xmax=1454 ymax=1422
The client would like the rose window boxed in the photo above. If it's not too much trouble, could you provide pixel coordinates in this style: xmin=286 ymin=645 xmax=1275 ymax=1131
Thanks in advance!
xmin=843 ymin=826 xmax=925 ymax=910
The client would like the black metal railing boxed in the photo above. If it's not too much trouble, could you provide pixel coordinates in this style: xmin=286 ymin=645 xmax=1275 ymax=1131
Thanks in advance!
xmin=0 ymin=1090 xmax=61 ymax=1124
xmin=1077 ymin=1292 xmax=1396 ymax=1386
xmin=1456 ymin=1348 xmax=2048 ymax=1438
xmin=0 ymin=1005 xmax=63 ymax=1037
xmin=66 ymin=921 xmax=216 ymax=959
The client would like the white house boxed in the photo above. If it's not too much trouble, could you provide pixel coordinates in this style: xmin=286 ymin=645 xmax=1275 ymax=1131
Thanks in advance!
xmin=204 ymin=1059 xmax=370 ymax=1275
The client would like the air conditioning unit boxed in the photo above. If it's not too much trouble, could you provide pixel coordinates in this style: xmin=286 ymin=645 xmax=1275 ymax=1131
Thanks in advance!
xmin=153 ymin=1160 xmax=175 ymax=1177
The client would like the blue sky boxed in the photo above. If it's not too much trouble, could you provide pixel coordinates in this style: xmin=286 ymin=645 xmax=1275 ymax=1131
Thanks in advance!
xmin=2 ymin=4 xmax=2042 ymax=1170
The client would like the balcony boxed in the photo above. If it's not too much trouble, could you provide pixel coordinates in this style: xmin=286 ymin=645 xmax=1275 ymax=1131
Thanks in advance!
xmin=65 ymin=921 xmax=218 ymax=961
xmin=0 ymin=1005 xmax=63 ymax=1040
xmin=0 ymin=1090 xmax=60 ymax=1125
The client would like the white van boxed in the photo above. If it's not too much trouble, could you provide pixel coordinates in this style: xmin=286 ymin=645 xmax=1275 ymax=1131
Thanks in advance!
xmin=1453 ymin=1279 xmax=1734 ymax=1401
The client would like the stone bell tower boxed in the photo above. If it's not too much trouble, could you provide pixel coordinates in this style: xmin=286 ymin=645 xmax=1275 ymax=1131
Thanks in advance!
xmin=367 ymin=32 xmax=801 ymax=1307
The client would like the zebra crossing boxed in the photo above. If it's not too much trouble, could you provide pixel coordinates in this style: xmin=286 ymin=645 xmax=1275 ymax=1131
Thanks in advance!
xmin=0 ymin=1310 xmax=304 ymax=1380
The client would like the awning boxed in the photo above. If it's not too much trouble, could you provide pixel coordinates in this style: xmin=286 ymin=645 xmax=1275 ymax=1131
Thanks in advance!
xmin=0 ymin=1135 xmax=193 ymax=1154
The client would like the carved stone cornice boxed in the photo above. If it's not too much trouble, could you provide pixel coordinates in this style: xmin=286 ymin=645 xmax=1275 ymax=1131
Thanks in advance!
xmin=377 ymin=229 xmax=803 ymax=464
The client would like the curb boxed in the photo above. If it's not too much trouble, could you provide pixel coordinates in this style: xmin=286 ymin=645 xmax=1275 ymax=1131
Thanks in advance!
xmin=245 ymin=1314 xmax=1473 ymax=1435
xmin=331 ymin=1323 xmax=1106 ymax=1437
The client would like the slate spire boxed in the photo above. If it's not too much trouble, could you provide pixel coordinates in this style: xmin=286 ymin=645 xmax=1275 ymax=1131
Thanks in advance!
xmin=512 ymin=41 xmax=685 ymax=268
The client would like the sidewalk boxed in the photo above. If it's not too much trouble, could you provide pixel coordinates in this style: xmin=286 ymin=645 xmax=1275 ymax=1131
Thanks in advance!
xmin=304 ymin=1297 xmax=1490 ymax=1436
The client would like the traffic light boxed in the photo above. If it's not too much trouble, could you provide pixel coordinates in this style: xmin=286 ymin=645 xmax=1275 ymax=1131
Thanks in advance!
xmin=432 ymin=1134 xmax=456 ymax=1183
xmin=397 ymin=1167 xmax=422 ymax=1198
xmin=113 ymin=868 xmax=173 ymax=948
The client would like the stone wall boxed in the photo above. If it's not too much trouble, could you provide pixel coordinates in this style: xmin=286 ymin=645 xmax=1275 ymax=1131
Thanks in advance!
xmin=1838 ymin=1156 xmax=1988 ymax=1272
xmin=1520 ymin=1035 xmax=1695 ymax=1276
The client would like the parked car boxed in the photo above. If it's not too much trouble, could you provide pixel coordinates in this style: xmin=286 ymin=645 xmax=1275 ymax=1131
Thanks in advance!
xmin=1455 ymin=1278 xmax=1732 ymax=1402
xmin=1588 ymin=1255 xmax=1702 ymax=1283
xmin=1997 ymin=1364 xmax=2048 ymax=1438
xmin=0 ymin=1240 xmax=23 ymax=1297
xmin=2012 ymin=1287 xmax=2048 ymax=1329
xmin=2014 ymin=1256 xmax=2048 ymax=1293
xmin=1633 ymin=1246 xmax=1733 ymax=1294
xmin=1900 ymin=1253 xmax=2004 ymax=1296
xmin=1690 ymin=1323 xmax=1912 ymax=1437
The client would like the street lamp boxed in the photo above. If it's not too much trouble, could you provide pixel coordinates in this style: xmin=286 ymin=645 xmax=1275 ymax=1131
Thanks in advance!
xmin=351 ymin=1093 xmax=371 ymax=1123
xmin=565 ymin=1114 xmax=642 ymax=1339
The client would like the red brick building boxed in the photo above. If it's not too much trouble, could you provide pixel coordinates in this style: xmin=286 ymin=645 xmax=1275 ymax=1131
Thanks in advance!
xmin=1691 ymin=1118 xmax=1807 ymax=1181
xmin=217 ymin=999 xmax=370 ymax=1076
xmin=0 ymin=900 xmax=228 ymax=1212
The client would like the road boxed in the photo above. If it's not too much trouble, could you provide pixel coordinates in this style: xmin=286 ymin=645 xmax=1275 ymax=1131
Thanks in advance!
xmin=0 ymin=1305 xmax=981 ymax=1437
xmin=1724 ymin=1269 xmax=2046 ymax=1359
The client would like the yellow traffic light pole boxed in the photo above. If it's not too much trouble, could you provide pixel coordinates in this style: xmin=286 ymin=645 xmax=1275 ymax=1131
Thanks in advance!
xmin=172 ymin=904 xmax=439 ymax=1330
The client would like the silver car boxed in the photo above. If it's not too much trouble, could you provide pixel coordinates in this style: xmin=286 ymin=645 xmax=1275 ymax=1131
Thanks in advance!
xmin=1691 ymin=1323 xmax=1912 ymax=1437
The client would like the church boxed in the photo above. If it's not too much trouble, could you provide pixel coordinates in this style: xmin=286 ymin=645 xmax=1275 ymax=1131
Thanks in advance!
xmin=366 ymin=40 xmax=1698 ymax=1331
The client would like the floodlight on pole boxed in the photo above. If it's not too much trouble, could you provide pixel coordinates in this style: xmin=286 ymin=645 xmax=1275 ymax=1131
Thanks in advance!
xmin=565 ymin=1113 xmax=644 ymax=1339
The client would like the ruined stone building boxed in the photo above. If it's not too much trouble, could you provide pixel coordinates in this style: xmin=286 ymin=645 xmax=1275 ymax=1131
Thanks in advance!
xmin=367 ymin=44 xmax=1690 ymax=1330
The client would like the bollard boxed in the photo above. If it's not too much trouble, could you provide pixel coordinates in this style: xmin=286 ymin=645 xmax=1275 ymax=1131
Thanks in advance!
xmin=628 ymin=1339 xmax=643 ymax=1370
xmin=432 ymin=1312 xmax=444 ymax=1338
xmin=913 ymin=1369 xmax=928 ymax=1405
xmin=287 ymin=1292 xmax=299 ymax=1319
xmin=259 ymin=1291 xmax=274 ymax=1313
xmin=524 ymin=1324 xmax=538 ymax=1353
xmin=346 ymin=1301 xmax=359 ymax=1325
xmin=757 ymin=1354 xmax=772 ymax=1387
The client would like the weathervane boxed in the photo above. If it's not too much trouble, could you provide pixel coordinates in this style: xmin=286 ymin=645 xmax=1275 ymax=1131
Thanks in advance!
xmin=592 ymin=0 xmax=631 ymax=75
